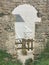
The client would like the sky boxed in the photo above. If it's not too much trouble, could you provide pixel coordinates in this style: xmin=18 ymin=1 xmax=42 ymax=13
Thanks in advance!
xmin=12 ymin=4 xmax=41 ymax=39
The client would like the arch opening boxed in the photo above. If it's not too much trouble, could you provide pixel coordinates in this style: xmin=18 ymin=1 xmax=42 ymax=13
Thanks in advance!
xmin=12 ymin=4 xmax=41 ymax=62
xmin=12 ymin=4 xmax=41 ymax=40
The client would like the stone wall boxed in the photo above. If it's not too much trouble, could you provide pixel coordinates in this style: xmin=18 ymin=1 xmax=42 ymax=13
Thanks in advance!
xmin=0 ymin=0 xmax=49 ymax=54
xmin=35 ymin=0 xmax=49 ymax=54
xmin=0 ymin=14 xmax=16 ymax=54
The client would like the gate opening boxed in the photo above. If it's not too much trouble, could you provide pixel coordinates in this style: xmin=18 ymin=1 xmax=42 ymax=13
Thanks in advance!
xmin=12 ymin=4 xmax=41 ymax=51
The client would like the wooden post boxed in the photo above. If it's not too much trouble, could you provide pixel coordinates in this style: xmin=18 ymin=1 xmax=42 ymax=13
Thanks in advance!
xmin=22 ymin=39 xmax=27 ymax=55
xmin=31 ymin=39 xmax=33 ymax=50
xmin=22 ymin=39 xmax=26 ymax=49
xmin=27 ymin=39 xmax=30 ymax=51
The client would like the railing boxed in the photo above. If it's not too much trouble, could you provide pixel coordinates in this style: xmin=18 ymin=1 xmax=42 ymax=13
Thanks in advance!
xmin=15 ymin=38 xmax=34 ymax=50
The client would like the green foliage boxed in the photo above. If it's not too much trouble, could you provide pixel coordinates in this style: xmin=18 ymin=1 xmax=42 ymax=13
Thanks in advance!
xmin=25 ymin=58 xmax=33 ymax=65
xmin=0 ymin=50 xmax=22 ymax=65
xmin=31 ymin=38 xmax=49 ymax=65
xmin=0 ymin=50 xmax=12 ymax=59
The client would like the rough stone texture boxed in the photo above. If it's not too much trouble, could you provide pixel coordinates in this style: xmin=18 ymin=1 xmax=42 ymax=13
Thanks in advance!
xmin=0 ymin=14 xmax=16 ymax=54
xmin=0 ymin=0 xmax=49 ymax=54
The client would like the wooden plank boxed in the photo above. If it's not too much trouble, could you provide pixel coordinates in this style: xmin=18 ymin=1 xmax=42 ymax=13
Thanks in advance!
xmin=15 ymin=42 xmax=22 ymax=44
xmin=17 ymin=47 xmax=33 ymax=49
xmin=31 ymin=42 xmax=33 ymax=50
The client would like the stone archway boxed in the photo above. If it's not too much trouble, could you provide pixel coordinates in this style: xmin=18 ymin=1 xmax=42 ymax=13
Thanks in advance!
xmin=11 ymin=4 xmax=41 ymax=58
xmin=0 ymin=0 xmax=49 ymax=55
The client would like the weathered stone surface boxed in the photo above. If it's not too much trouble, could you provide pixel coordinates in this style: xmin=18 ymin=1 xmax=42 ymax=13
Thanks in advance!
xmin=0 ymin=0 xmax=49 ymax=55
xmin=0 ymin=14 xmax=16 ymax=54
